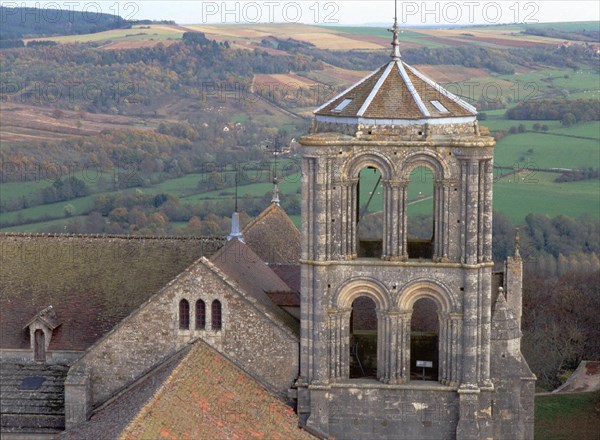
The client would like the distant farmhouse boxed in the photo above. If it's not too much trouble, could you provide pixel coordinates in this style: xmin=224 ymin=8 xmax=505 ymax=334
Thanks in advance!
xmin=0 ymin=14 xmax=534 ymax=440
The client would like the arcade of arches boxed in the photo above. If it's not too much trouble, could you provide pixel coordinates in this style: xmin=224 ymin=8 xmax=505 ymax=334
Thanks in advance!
xmin=329 ymin=280 xmax=462 ymax=385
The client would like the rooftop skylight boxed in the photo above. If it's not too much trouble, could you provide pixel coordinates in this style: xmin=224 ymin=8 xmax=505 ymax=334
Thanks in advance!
xmin=332 ymin=98 xmax=353 ymax=113
xmin=430 ymin=100 xmax=449 ymax=113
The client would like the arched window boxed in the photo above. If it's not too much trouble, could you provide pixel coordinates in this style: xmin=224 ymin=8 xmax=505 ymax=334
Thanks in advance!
xmin=356 ymin=167 xmax=384 ymax=258
xmin=406 ymin=166 xmax=434 ymax=259
xmin=410 ymin=298 xmax=439 ymax=380
xmin=196 ymin=300 xmax=206 ymax=330
xmin=179 ymin=299 xmax=190 ymax=330
xmin=211 ymin=300 xmax=222 ymax=330
xmin=349 ymin=296 xmax=377 ymax=378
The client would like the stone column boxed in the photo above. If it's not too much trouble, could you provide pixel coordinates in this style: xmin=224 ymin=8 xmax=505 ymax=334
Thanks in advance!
xmin=480 ymin=269 xmax=492 ymax=386
xmin=448 ymin=313 xmax=463 ymax=387
xmin=482 ymin=159 xmax=493 ymax=262
xmin=348 ymin=180 xmax=358 ymax=259
xmin=339 ymin=308 xmax=352 ymax=379
xmin=464 ymin=159 xmax=480 ymax=265
xmin=377 ymin=309 xmax=389 ymax=382
xmin=438 ymin=313 xmax=448 ymax=383
xmin=398 ymin=180 xmax=409 ymax=260
xmin=397 ymin=310 xmax=412 ymax=383
xmin=440 ymin=179 xmax=455 ymax=261
xmin=328 ymin=308 xmax=340 ymax=380
xmin=340 ymin=182 xmax=351 ymax=259
xmin=461 ymin=269 xmax=479 ymax=389
xmin=388 ymin=308 xmax=400 ymax=384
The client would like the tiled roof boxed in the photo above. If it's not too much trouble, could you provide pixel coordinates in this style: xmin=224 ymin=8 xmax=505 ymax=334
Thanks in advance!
xmin=0 ymin=362 xmax=69 ymax=434
xmin=315 ymin=59 xmax=476 ymax=121
xmin=211 ymin=238 xmax=300 ymax=333
xmin=24 ymin=305 xmax=60 ymax=330
xmin=243 ymin=204 xmax=301 ymax=265
xmin=60 ymin=345 xmax=190 ymax=439
xmin=0 ymin=234 xmax=224 ymax=351
xmin=271 ymin=264 xmax=301 ymax=293
xmin=120 ymin=340 xmax=315 ymax=440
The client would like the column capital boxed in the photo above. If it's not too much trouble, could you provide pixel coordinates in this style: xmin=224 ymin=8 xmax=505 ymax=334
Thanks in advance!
xmin=436 ymin=178 xmax=459 ymax=188
xmin=388 ymin=178 xmax=410 ymax=189
xmin=341 ymin=177 xmax=358 ymax=186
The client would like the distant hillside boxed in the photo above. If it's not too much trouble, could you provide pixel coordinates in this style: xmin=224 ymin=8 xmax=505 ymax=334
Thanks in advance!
xmin=0 ymin=6 xmax=129 ymax=42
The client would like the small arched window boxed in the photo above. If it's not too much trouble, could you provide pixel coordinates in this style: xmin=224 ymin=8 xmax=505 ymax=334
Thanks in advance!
xmin=211 ymin=300 xmax=222 ymax=330
xmin=179 ymin=299 xmax=190 ymax=330
xmin=196 ymin=300 xmax=206 ymax=330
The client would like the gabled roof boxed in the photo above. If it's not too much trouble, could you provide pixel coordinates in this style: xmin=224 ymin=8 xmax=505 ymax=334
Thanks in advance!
xmin=120 ymin=340 xmax=315 ymax=440
xmin=24 ymin=305 xmax=60 ymax=330
xmin=0 ymin=234 xmax=224 ymax=351
xmin=211 ymin=238 xmax=299 ymax=333
xmin=60 ymin=346 xmax=190 ymax=439
xmin=243 ymin=203 xmax=301 ymax=265
xmin=314 ymin=59 xmax=476 ymax=124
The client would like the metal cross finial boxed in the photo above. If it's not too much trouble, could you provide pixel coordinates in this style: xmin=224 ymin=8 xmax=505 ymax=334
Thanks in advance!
xmin=388 ymin=0 xmax=401 ymax=60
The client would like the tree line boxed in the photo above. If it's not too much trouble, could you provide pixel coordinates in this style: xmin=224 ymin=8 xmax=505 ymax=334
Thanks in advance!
xmin=0 ymin=33 xmax=323 ymax=113
xmin=0 ymin=6 xmax=129 ymax=41
xmin=506 ymin=99 xmax=600 ymax=125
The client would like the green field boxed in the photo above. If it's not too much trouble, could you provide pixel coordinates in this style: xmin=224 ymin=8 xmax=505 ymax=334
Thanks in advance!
xmin=523 ymin=21 xmax=600 ymax=32
xmin=494 ymin=171 xmax=599 ymax=222
xmin=494 ymin=131 xmax=600 ymax=169
xmin=33 ymin=25 xmax=184 ymax=44
xmin=535 ymin=391 xmax=600 ymax=440
xmin=0 ymin=216 xmax=88 ymax=232
xmin=319 ymin=25 xmax=445 ymax=48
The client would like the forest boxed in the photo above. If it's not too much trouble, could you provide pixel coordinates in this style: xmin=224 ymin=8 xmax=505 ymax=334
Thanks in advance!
xmin=0 ymin=32 xmax=322 ymax=113
xmin=0 ymin=6 xmax=129 ymax=41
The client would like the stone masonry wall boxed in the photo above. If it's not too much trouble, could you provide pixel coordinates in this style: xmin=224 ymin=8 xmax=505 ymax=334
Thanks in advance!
xmin=66 ymin=258 xmax=299 ymax=427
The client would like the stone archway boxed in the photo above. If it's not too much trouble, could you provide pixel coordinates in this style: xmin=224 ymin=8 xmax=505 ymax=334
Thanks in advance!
xmin=395 ymin=280 xmax=461 ymax=385
xmin=341 ymin=153 xmax=396 ymax=260
xmin=398 ymin=152 xmax=452 ymax=261
xmin=330 ymin=279 xmax=391 ymax=382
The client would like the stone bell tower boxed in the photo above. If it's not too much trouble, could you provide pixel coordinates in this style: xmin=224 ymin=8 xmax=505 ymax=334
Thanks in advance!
xmin=296 ymin=7 xmax=534 ymax=440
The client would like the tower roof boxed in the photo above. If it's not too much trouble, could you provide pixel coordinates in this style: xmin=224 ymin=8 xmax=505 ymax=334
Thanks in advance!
xmin=314 ymin=59 xmax=476 ymax=125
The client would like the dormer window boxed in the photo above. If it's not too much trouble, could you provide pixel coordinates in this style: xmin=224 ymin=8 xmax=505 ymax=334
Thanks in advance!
xmin=430 ymin=100 xmax=449 ymax=113
xmin=24 ymin=306 xmax=60 ymax=363
xmin=332 ymin=98 xmax=353 ymax=113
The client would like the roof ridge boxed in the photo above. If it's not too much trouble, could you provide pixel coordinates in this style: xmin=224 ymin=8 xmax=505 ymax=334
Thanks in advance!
xmin=403 ymin=62 xmax=477 ymax=114
xmin=0 ymin=232 xmax=226 ymax=241
xmin=313 ymin=64 xmax=384 ymax=114
xmin=396 ymin=61 xmax=430 ymax=117
xmin=357 ymin=61 xmax=395 ymax=117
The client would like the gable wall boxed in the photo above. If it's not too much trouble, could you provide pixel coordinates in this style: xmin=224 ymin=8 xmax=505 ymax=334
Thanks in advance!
xmin=66 ymin=259 xmax=299 ymax=427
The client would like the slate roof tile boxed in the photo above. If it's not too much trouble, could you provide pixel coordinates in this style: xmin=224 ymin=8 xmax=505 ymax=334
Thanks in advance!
xmin=0 ymin=234 xmax=224 ymax=351
xmin=243 ymin=204 xmax=301 ymax=265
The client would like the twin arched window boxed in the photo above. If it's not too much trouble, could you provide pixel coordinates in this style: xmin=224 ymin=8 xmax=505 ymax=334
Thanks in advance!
xmin=179 ymin=298 xmax=221 ymax=331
